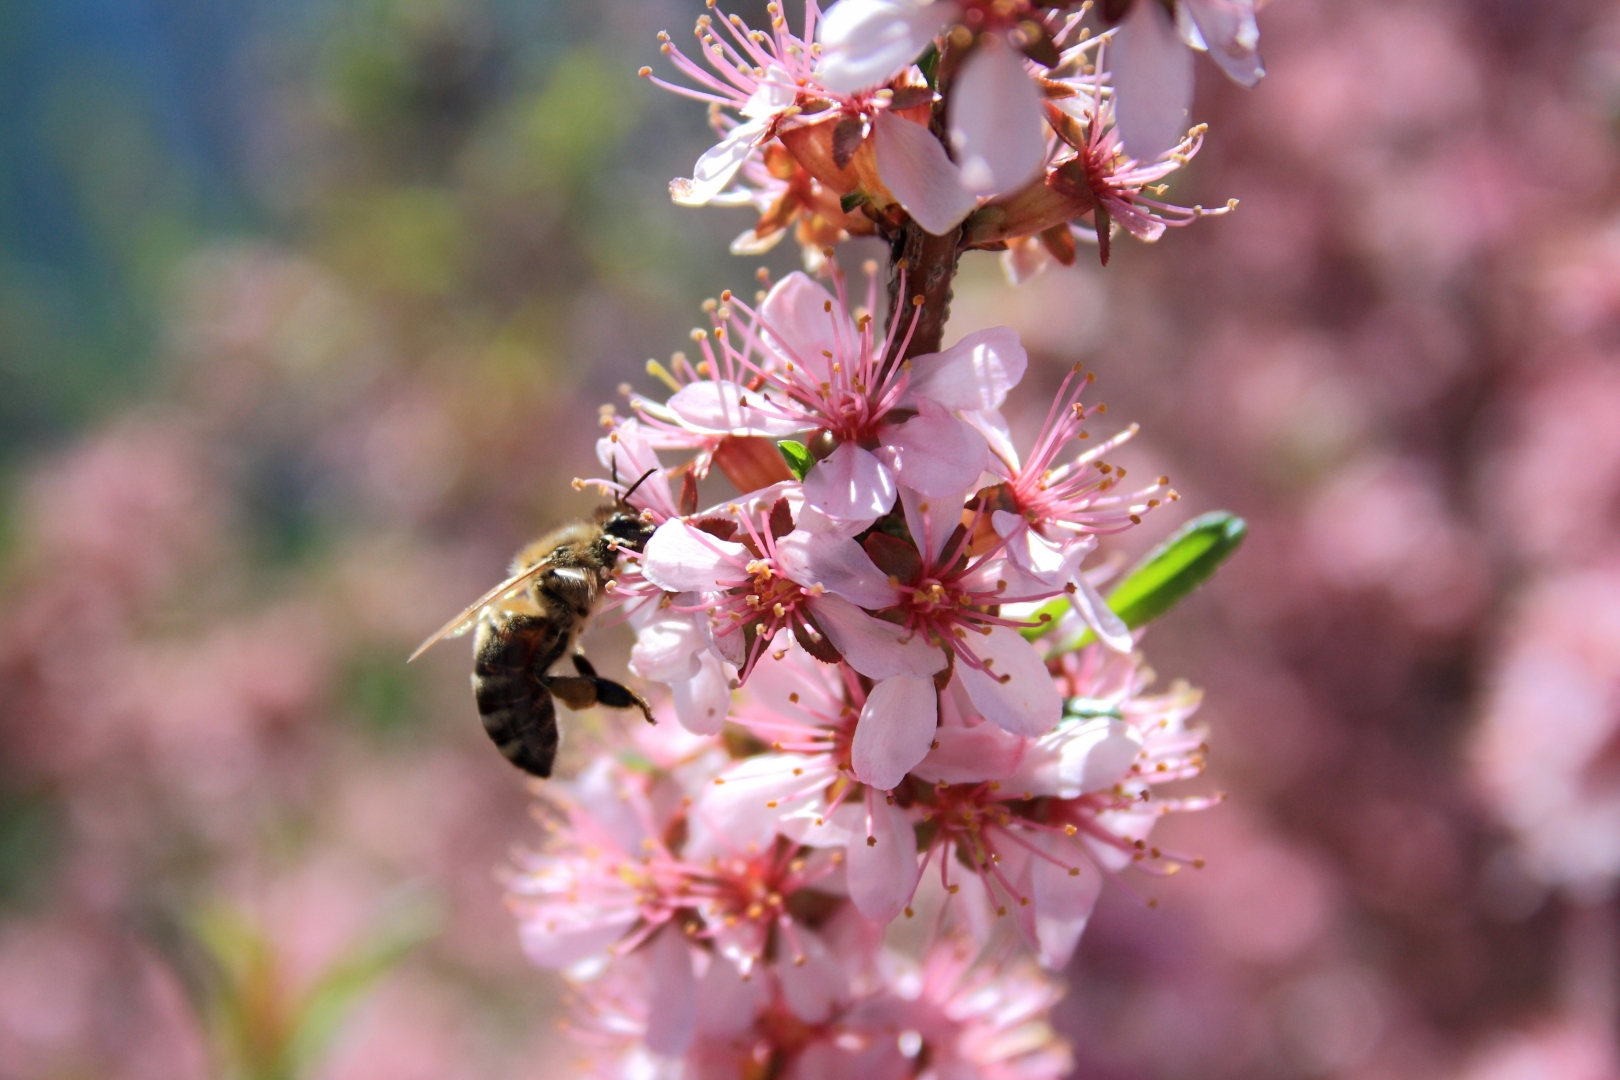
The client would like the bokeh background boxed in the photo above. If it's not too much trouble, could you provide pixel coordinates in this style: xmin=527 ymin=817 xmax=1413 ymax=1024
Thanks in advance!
xmin=2 ymin=0 xmax=1618 ymax=1077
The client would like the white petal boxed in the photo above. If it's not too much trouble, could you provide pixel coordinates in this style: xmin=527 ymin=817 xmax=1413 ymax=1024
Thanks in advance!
xmin=880 ymin=409 xmax=988 ymax=499
xmin=808 ymin=594 xmax=945 ymax=679
xmin=1030 ymin=835 xmax=1103 ymax=969
xmin=963 ymin=406 xmax=1020 ymax=474
xmin=671 ymin=118 xmax=769 ymax=206
xmin=642 ymin=926 xmax=698 ymax=1056
xmin=690 ymin=752 xmax=827 ymax=859
xmin=642 ymin=520 xmax=751 ymax=593
xmin=760 ymin=271 xmax=855 ymax=382
xmin=899 ymin=485 xmax=966 ymax=567
xmin=1070 ymin=572 xmax=1134 ymax=652
xmin=816 ymin=0 xmax=958 ymax=94
xmin=802 ymin=442 xmax=898 ymax=521
xmin=775 ymin=927 xmax=848 ymax=1022
xmin=730 ymin=224 xmax=788 ymax=256
xmin=947 ymin=39 xmax=1046 ymax=196
xmin=993 ymin=512 xmax=1090 ymax=585
xmin=1109 ymin=0 xmax=1195 ymax=161
xmin=673 ymin=650 xmax=732 ymax=735
xmin=742 ymin=63 xmax=799 ymax=118
xmin=873 ymin=110 xmax=978 ymax=236
xmin=775 ymin=530 xmax=901 ymax=609
xmin=667 ymin=379 xmax=802 ymax=437
xmin=956 ymin=625 xmax=1063 ymax=737
xmin=1183 ymin=0 xmax=1265 ymax=87
xmin=1004 ymin=717 xmax=1142 ymax=799
xmin=630 ymin=608 xmax=706 ymax=683
xmin=846 ymin=792 xmax=921 ymax=923
xmin=852 ymin=675 xmax=938 ymax=789
xmin=906 ymin=327 xmax=1028 ymax=411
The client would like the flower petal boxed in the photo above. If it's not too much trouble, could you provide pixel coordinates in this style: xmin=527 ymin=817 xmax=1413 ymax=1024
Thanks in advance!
xmin=642 ymin=926 xmax=698 ymax=1056
xmin=816 ymin=0 xmax=958 ymax=94
xmin=1004 ymin=717 xmax=1142 ymax=799
xmin=629 ymin=607 xmax=706 ymax=683
xmin=1109 ymin=0 xmax=1195 ymax=160
xmin=760 ymin=271 xmax=853 ymax=382
xmin=803 ymin=441 xmax=898 ymax=521
xmin=807 ymin=594 xmax=946 ymax=679
xmin=880 ymin=408 xmax=988 ymax=499
xmin=742 ymin=63 xmax=799 ymax=118
xmin=671 ymin=118 xmax=769 ymax=207
xmin=906 ymin=327 xmax=1028 ymax=411
xmin=873 ymin=110 xmax=978 ymax=236
xmin=852 ymin=675 xmax=938 ymax=789
xmin=667 ymin=379 xmax=802 ymax=437
xmin=695 ymin=952 xmax=771 ymax=1036
xmin=899 ymin=485 xmax=967 ymax=567
xmin=642 ymin=520 xmax=751 ymax=593
xmin=1030 ymin=834 xmax=1103 ymax=969
xmin=1182 ymin=0 xmax=1265 ymax=87
xmin=910 ymin=721 xmax=1027 ymax=784
xmin=948 ymin=39 xmax=1046 ymax=196
xmin=774 ymin=927 xmax=848 ymax=1022
xmin=776 ymin=530 xmax=901 ymax=609
xmin=1071 ymin=572 xmax=1134 ymax=653
xmin=846 ymin=791 xmax=921 ymax=923
xmin=956 ymin=626 xmax=1063 ymax=737
xmin=673 ymin=650 xmax=732 ymax=735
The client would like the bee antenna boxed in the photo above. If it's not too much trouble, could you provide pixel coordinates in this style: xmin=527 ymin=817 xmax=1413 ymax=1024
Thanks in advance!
xmin=619 ymin=467 xmax=659 ymax=505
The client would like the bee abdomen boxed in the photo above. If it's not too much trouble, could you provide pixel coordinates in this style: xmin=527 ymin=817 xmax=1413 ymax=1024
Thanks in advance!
xmin=472 ymin=672 xmax=560 ymax=778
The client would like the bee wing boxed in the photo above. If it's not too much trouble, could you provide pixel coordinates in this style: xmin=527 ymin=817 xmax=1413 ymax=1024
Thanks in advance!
xmin=407 ymin=559 xmax=552 ymax=662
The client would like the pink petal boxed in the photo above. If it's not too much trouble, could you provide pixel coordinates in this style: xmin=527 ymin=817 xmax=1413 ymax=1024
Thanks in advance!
xmin=667 ymin=379 xmax=802 ymax=437
xmin=899 ymin=485 xmax=966 ymax=567
xmin=671 ymin=118 xmax=768 ymax=207
xmin=816 ymin=0 xmax=959 ymax=94
xmin=852 ymin=675 xmax=938 ymax=789
xmin=808 ymin=594 xmax=945 ymax=679
xmin=846 ymin=792 xmax=921 ymax=923
xmin=673 ymin=650 xmax=731 ymax=735
xmin=1004 ymin=718 xmax=1142 ymax=799
xmin=642 ymin=926 xmax=698 ymax=1056
xmin=642 ymin=520 xmax=751 ymax=593
xmin=776 ymin=530 xmax=901 ymax=609
xmin=774 ymin=927 xmax=848 ymax=1022
xmin=873 ymin=111 xmax=978 ymax=237
xmin=760 ymin=271 xmax=853 ymax=382
xmin=695 ymin=953 xmax=770 ymax=1036
xmin=1030 ymin=836 xmax=1103 ymax=969
xmin=1071 ymin=573 xmax=1134 ymax=652
xmin=1182 ymin=0 xmax=1265 ymax=87
xmin=596 ymin=419 xmax=677 ymax=518
xmin=691 ymin=752 xmax=827 ymax=858
xmin=956 ymin=627 xmax=1063 ymax=737
xmin=947 ymin=39 xmax=1046 ymax=196
xmin=518 ymin=906 xmax=639 ymax=969
xmin=992 ymin=511 xmax=1090 ymax=584
xmin=1109 ymin=0 xmax=1195 ymax=160
xmin=880 ymin=408 xmax=988 ymax=499
xmin=910 ymin=722 xmax=1026 ymax=784
xmin=802 ymin=441 xmax=897 ymax=521
xmin=906 ymin=327 xmax=1027 ymax=411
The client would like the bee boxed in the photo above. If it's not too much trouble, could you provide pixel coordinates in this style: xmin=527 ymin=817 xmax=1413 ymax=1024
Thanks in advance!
xmin=409 ymin=470 xmax=660 ymax=778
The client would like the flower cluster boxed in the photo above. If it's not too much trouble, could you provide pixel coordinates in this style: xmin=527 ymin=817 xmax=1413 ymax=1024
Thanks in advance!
xmin=510 ymin=268 xmax=1222 ymax=1070
xmin=641 ymin=0 xmax=1258 ymax=273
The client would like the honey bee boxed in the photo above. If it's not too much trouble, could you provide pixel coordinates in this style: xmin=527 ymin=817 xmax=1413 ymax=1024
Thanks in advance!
xmin=409 ymin=470 xmax=660 ymax=778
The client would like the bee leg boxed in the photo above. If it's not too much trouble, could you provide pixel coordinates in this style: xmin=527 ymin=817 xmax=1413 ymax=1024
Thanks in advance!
xmin=543 ymin=671 xmax=657 ymax=726
xmin=571 ymin=653 xmax=598 ymax=678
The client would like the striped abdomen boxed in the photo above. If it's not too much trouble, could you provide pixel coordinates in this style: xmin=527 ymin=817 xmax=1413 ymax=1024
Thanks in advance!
xmin=472 ymin=609 xmax=571 ymax=778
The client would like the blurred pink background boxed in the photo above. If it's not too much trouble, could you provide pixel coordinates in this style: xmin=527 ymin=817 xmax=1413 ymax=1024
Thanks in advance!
xmin=1 ymin=1 xmax=1617 ymax=1077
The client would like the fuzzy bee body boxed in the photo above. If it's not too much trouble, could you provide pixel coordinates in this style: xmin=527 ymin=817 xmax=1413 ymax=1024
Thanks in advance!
xmin=413 ymin=505 xmax=658 ymax=778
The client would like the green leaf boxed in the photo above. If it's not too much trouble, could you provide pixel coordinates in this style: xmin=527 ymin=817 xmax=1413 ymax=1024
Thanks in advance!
xmin=777 ymin=440 xmax=814 ymax=481
xmin=1025 ymin=512 xmax=1247 ymax=649
xmin=1107 ymin=511 xmax=1246 ymax=629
